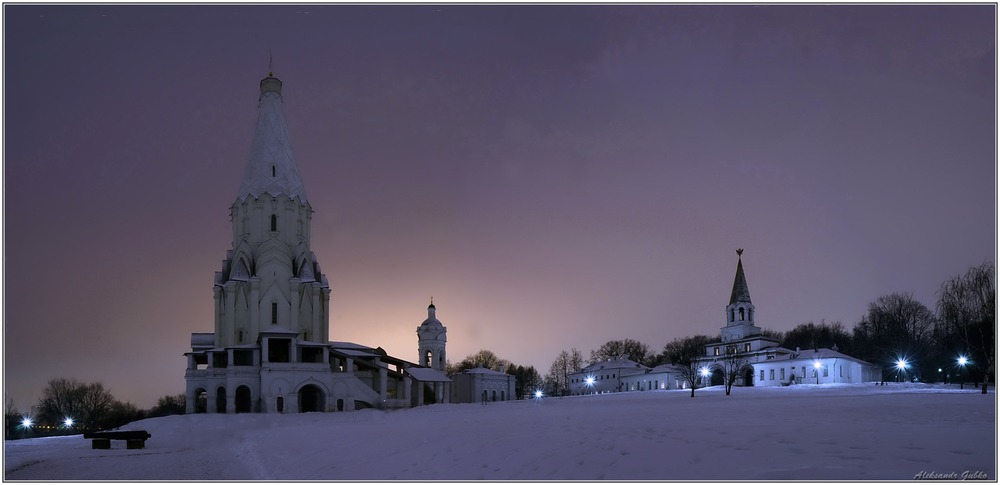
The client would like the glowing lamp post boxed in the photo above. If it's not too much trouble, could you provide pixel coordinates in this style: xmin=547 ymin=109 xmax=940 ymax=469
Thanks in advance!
xmin=699 ymin=367 xmax=710 ymax=387
xmin=534 ymin=390 xmax=543 ymax=399
xmin=958 ymin=356 xmax=969 ymax=390
xmin=895 ymin=358 xmax=909 ymax=382
xmin=63 ymin=417 xmax=74 ymax=428
xmin=20 ymin=417 xmax=32 ymax=429
xmin=813 ymin=360 xmax=822 ymax=384
xmin=584 ymin=376 xmax=595 ymax=394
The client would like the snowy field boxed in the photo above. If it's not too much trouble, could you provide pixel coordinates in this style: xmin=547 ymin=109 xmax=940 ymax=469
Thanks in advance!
xmin=4 ymin=383 xmax=995 ymax=481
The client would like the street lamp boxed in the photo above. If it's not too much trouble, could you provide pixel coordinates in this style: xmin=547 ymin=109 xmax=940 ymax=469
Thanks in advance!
xmin=699 ymin=367 xmax=710 ymax=387
xmin=957 ymin=356 xmax=969 ymax=390
xmin=20 ymin=417 xmax=32 ymax=429
xmin=813 ymin=360 xmax=822 ymax=384
xmin=895 ymin=358 xmax=909 ymax=382
xmin=534 ymin=389 xmax=543 ymax=399
xmin=63 ymin=417 xmax=74 ymax=428
xmin=584 ymin=376 xmax=595 ymax=394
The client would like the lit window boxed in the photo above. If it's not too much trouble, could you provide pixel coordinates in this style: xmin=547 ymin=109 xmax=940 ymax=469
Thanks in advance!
xmin=744 ymin=343 xmax=751 ymax=352
xmin=714 ymin=348 xmax=720 ymax=356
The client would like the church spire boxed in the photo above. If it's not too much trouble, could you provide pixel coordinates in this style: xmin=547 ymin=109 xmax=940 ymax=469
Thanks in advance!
xmin=729 ymin=248 xmax=752 ymax=305
xmin=235 ymin=70 xmax=308 ymax=204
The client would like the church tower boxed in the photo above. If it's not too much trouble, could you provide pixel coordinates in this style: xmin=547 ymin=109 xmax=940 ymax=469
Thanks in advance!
xmin=416 ymin=300 xmax=447 ymax=370
xmin=212 ymin=72 xmax=331 ymax=347
xmin=721 ymin=249 xmax=761 ymax=342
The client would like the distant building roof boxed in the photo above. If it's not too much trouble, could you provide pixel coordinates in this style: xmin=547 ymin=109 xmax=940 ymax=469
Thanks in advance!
xmin=406 ymin=367 xmax=451 ymax=382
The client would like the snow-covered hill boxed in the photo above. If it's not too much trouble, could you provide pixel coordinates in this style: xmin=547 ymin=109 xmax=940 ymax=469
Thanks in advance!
xmin=4 ymin=383 xmax=995 ymax=480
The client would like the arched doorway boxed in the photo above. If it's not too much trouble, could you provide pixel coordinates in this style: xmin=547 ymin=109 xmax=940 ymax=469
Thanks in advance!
xmin=194 ymin=388 xmax=207 ymax=413
xmin=235 ymin=386 xmax=252 ymax=413
xmin=276 ymin=396 xmax=284 ymax=413
xmin=298 ymin=384 xmax=324 ymax=413
xmin=710 ymin=368 xmax=725 ymax=387
xmin=216 ymin=387 xmax=227 ymax=413
xmin=742 ymin=367 xmax=755 ymax=387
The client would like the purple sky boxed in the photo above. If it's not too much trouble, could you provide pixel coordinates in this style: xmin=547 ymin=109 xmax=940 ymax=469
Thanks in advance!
xmin=4 ymin=5 xmax=995 ymax=410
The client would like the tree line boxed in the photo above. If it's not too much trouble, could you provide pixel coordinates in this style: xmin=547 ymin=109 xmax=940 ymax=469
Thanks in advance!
xmin=5 ymin=378 xmax=185 ymax=440
xmin=545 ymin=261 xmax=995 ymax=396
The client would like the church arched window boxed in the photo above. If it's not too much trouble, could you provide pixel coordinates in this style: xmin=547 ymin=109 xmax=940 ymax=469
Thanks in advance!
xmin=748 ymin=308 xmax=753 ymax=322
xmin=739 ymin=307 xmax=745 ymax=321
xmin=271 ymin=214 xmax=277 ymax=232
xmin=424 ymin=350 xmax=432 ymax=367
xmin=730 ymin=309 xmax=735 ymax=322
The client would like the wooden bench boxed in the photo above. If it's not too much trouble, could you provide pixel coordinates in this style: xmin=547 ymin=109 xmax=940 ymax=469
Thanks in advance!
xmin=83 ymin=430 xmax=152 ymax=449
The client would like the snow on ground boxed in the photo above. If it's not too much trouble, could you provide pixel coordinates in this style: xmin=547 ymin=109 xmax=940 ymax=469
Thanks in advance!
xmin=4 ymin=383 xmax=995 ymax=481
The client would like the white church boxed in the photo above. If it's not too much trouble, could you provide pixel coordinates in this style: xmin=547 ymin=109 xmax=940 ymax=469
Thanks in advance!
xmin=182 ymin=72 xmax=494 ymax=413
xmin=693 ymin=249 xmax=881 ymax=387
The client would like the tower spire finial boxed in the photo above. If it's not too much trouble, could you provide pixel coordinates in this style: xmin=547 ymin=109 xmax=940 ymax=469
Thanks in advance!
xmin=736 ymin=248 xmax=744 ymax=258
xmin=268 ymin=49 xmax=273 ymax=77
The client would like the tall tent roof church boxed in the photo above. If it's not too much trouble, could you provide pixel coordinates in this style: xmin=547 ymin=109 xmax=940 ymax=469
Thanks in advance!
xmin=183 ymin=71 xmax=475 ymax=414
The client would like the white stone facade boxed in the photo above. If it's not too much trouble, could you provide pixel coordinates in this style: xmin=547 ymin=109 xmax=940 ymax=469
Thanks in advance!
xmin=184 ymin=74 xmax=451 ymax=413
xmin=451 ymin=367 xmax=516 ymax=404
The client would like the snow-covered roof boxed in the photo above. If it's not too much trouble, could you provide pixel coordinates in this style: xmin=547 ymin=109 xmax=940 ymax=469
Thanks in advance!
xmin=258 ymin=325 xmax=299 ymax=335
xmin=406 ymin=367 xmax=451 ymax=382
xmin=763 ymin=348 xmax=874 ymax=366
xmin=335 ymin=349 xmax=377 ymax=358
xmin=648 ymin=364 xmax=689 ymax=375
xmin=329 ymin=341 xmax=374 ymax=351
xmin=575 ymin=358 xmax=648 ymax=375
xmin=236 ymin=76 xmax=308 ymax=204
xmin=461 ymin=367 xmax=509 ymax=376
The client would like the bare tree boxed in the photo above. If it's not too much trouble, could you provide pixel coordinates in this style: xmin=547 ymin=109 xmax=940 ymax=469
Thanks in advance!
xmin=546 ymin=348 xmax=584 ymax=396
xmin=853 ymin=292 xmax=936 ymax=383
xmin=450 ymin=349 xmax=512 ymax=374
xmin=721 ymin=345 xmax=750 ymax=396
xmin=937 ymin=261 xmax=995 ymax=394
xmin=588 ymin=339 xmax=652 ymax=366
xmin=661 ymin=335 xmax=714 ymax=397
xmin=37 ymin=378 xmax=115 ymax=431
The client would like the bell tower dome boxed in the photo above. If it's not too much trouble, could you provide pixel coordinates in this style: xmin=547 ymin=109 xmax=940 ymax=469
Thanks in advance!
xmin=416 ymin=299 xmax=447 ymax=370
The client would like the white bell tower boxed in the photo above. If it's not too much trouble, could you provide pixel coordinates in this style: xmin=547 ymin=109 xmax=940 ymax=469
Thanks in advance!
xmin=416 ymin=299 xmax=447 ymax=370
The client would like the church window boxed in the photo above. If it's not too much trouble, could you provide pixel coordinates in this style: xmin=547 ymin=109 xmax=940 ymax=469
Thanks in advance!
xmin=303 ymin=331 xmax=309 ymax=341
xmin=739 ymin=308 xmax=745 ymax=321
xmin=424 ymin=350 xmax=432 ymax=367
xmin=272 ymin=165 xmax=276 ymax=178
xmin=760 ymin=370 xmax=765 ymax=381
xmin=492 ymin=390 xmax=497 ymax=402
xmin=744 ymin=343 xmax=751 ymax=352
xmin=238 ymin=330 xmax=244 ymax=343
xmin=769 ymin=369 xmax=774 ymax=380
xmin=780 ymin=368 xmax=785 ymax=380
xmin=730 ymin=309 xmax=735 ymax=322
xmin=714 ymin=347 xmax=720 ymax=356
xmin=840 ymin=366 xmax=843 ymax=377
xmin=823 ymin=366 xmax=829 ymax=377
xmin=271 ymin=214 xmax=277 ymax=232
xmin=271 ymin=302 xmax=278 ymax=324
xmin=748 ymin=308 xmax=753 ymax=321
